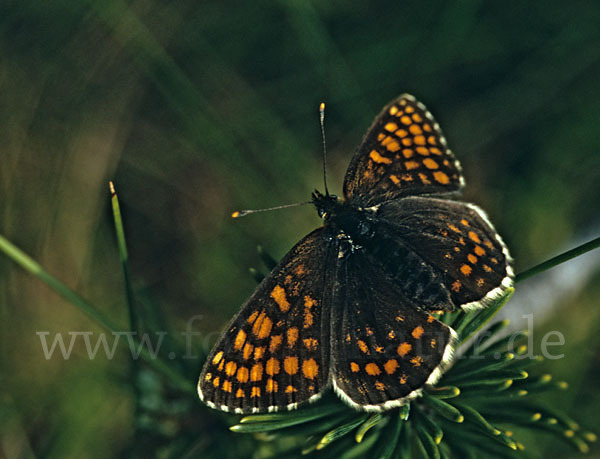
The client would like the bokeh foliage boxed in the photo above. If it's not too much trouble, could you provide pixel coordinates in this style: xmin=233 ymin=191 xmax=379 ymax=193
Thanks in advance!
xmin=1 ymin=1 xmax=599 ymax=457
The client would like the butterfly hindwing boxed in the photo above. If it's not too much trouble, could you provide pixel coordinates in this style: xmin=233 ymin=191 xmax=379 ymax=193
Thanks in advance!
xmin=343 ymin=94 xmax=464 ymax=206
xmin=331 ymin=248 xmax=456 ymax=411
xmin=378 ymin=197 xmax=514 ymax=311
xmin=198 ymin=228 xmax=335 ymax=413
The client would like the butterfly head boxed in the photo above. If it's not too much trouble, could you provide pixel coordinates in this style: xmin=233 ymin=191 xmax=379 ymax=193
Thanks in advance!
xmin=312 ymin=189 xmax=339 ymax=219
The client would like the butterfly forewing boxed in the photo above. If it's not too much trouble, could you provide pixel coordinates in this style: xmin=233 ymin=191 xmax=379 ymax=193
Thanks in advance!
xmin=343 ymin=94 xmax=463 ymax=206
xmin=198 ymin=228 xmax=335 ymax=413
xmin=331 ymin=249 xmax=456 ymax=411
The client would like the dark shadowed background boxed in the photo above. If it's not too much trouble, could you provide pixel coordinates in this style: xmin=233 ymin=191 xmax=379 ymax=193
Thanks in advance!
xmin=1 ymin=1 xmax=599 ymax=457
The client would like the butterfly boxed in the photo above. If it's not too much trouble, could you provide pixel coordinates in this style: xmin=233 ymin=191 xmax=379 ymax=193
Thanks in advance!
xmin=198 ymin=94 xmax=514 ymax=414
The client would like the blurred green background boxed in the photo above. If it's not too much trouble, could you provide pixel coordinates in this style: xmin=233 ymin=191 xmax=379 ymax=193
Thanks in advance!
xmin=1 ymin=1 xmax=599 ymax=457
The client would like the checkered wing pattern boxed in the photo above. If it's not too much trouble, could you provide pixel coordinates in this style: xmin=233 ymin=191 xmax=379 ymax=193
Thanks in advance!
xmin=378 ymin=197 xmax=514 ymax=311
xmin=198 ymin=229 xmax=335 ymax=414
xmin=343 ymin=94 xmax=464 ymax=206
xmin=331 ymin=249 xmax=456 ymax=411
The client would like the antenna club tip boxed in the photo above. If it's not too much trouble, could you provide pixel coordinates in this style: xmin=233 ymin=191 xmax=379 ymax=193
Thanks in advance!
xmin=109 ymin=181 xmax=116 ymax=195
xmin=231 ymin=211 xmax=240 ymax=218
xmin=319 ymin=102 xmax=325 ymax=111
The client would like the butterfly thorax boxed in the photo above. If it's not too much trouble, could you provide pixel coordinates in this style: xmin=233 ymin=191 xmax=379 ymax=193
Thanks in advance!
xmin=312 ymin=190 xmax=378 ymax=246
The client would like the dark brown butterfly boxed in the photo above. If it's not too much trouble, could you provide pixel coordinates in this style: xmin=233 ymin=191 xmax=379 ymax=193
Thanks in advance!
xmin=198 ymin=94 xmax=513 ymax=413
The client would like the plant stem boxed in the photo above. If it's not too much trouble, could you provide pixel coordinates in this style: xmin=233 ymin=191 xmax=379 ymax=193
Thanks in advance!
xmin=0 ymin=233 xmax=195 ymax=395
xmin=515 ymin=235 xmax=600 ymax=283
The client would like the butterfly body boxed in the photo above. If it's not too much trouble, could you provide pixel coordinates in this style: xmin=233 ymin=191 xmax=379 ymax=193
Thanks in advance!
xmin=199 ymin=94 xmax=514 ymax=414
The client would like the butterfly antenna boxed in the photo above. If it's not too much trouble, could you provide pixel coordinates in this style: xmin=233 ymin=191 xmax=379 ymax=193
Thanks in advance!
xmin=319 ymin=102 xmax=330 ymax=196
xmin=231 ymin=201 xmax=312 ymax=219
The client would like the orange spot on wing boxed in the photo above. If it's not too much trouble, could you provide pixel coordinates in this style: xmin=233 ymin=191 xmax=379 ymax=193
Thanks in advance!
xmin=269 ymin=335 xmax=282 ymax=353
xmin=433 ymin=171 xmax=450 ymax=184
xmin=350 ymin=362 xmax=359 ymax=372
xmin=419 ymin=173 xmax=431 ymax=184
xmin=389 ymin=106 xmax=398 ymax=115
xmin=302 ymin=358 xmax=319 ymax=379
xmin=427 ymin=135 xmax=437 ymax=145
xmin=474 ymin=245 xmax=486 ymax=256
xmin=357 ymin=340 xmax=370 ymax=354
xmin=386 ymin=140 xmax=401 ymax=152
xmin=396 ymin=128 xmax=408 ymax=137
xmin=423 ymin=158 xmax=439 ymax=169
xmin=294 ymin=264 xmax=306 ymax=276
xmin=212 ymin=351 xmax=224 ymax=365
xmin=448 ymin=223 xmax=461 ymax=233
xmin=375 ymin=381 xmax=386 ymax=391
xmin=409 ymin=124 xmax=422 ymax=135
xmin=468 ymin=254 xmax=478 ymax=264
xmin=451 ymin=280 xmax=462 ymax=292
xmin=247 ymin=310 xmax=260 ymax=324
xmin=461 ymin=264 xmax=472 ymax=276
xmin=400 ymin=115 xmax=412 ymax=125
xmin=266 ymin=378 xmax=278 ymax=393
xmin=250 ymin=363 xmax=263 ymax=381
xmin=303 ymin=311 xmax=314 ymax=328
xmin=430 ymin=147 xmax=442 ymax=155
xmin=236 ymin=388 xmax=245 ymax=398
xmin=225 ymin=361 xmax=237 ymax=376
xmin=402 ymin=148 xmax=414 ymax=158
xmin=384 ymin=359 xmax=398 ymax=374
xmin=250 ymin=386 xmax=261 ymax=397
xmin=411 ymin=113 xmax=423 ymax=122
xmin=212 ymin=376 xmax=220 ymax=388
xmin=287 ymin=327 xmax=299 ymax=347
xmin=399 ymin=374 xmax=408 ymax=384
xmin=243 ymin=343 xmax=254 ymax=360
xmin=483 ymin=264 xmax=492 ymax=272
xmin=397 ymin=342 xmax=412 ymax=356
xmin=477 ymin=278 xmax=485 ymax=287
xmin=410 ymin=356 xmax=423 ymax=367
xmin=253 ymin=346 xmax=266 ymax=360
xmin=390 ymin=174 xmax=400 ymax=185
xmin=283 ymin=356 xmax=299 ymax=375
xmin=414 ymin=135 xmax=426 ymax=145
xmin=222 ymin=380 xmax=232 ymax=392
xmin=430 ymin=339 xmax=437 ymax=348
xmin=303 ymin=338 xmax=318 ymax=351
xmin=234 ymin=330 xmax=247 ymax=351
xmin=285 ymin=385 xmax=297 ymax=393
xmin=265 ymin=358 xmax=280 ymax=375
xmin=427 ymin=315 xmax=435 ymax=323
xmin=370 ymin=150 xmax=392 ymax=164
xmin=468 ymin=231 xmax=481 ymax=243
xmin=236 ymin=366 xmax=249 ymax=383
xmin=271 ymin=285 xmax=290 ymax=312
xmin=405 ymin=161 xmax=419 ymax=170
xmin=385 ymin=122 xmax=398 ymax=132
xmin=416 ymin=146 xmax=430 ymax=156
xmin=412 ymin=326 xmax=425 ymax=339
xmin=365 ymin=363 xmax=382 ymax=376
